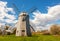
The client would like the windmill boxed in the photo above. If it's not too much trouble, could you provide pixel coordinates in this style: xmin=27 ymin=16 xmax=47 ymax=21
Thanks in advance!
xmin=12 ymin=3 xmax=37 ymax=36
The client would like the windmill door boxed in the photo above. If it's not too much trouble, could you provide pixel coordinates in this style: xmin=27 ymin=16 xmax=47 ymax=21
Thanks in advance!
xmin=21 ymin=30 xmax=25 ymax=36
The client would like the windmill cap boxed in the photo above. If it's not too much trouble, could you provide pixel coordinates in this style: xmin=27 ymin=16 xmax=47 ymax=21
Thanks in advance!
xmin=19 ymin=12 xmax=28 ymax=16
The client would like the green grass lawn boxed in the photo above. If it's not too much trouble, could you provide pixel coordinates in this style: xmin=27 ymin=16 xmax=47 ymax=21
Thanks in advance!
xmin=0 ymin=35 xmax=60 ymax=41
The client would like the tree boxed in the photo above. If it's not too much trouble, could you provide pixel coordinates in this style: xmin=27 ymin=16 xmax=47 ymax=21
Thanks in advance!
xmin=50 ymin=24 xmax=60 ymax=35
xmin=4 ymin=25 xmax=9 ymax=30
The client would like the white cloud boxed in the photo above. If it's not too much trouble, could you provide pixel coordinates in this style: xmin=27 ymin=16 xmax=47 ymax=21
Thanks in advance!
xmin=0 ymin=1 xmax=17 ymax=26
xmin=48 ymin=5 xmax=60 ymax=20
xmin=5 ymin=19 xmax=17 ymax=23
xmin=30 ymin=5 xmax=60 ymax=31
xmin=5 ymin=14 xmax=16 ymax=20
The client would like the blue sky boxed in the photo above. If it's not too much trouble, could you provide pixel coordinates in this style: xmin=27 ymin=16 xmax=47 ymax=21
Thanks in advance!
xmin=0 ymin=0 xmax=60 ymax=30
xmin=2 ymin=0 xmax=60 ymax=13
xmin=2 ymin=0 xmax=60 ymax=18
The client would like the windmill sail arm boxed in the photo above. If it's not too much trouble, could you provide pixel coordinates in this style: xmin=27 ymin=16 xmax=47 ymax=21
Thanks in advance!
xmin=29 ymin=7 xmax=37 ymax=13
xmin=12 ymin=3 xmax=20 ymax=12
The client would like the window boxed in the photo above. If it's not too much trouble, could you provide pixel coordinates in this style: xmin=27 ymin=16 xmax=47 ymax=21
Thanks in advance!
xmin=22 ymin=30 xmax=25 ymax=32
xmin=22 ymin=17 xmax=25 ymax=21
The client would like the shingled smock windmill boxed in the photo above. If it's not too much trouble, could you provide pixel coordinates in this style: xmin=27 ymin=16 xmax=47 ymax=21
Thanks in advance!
xmin=12 ymin=3 xmax=37 ymax=36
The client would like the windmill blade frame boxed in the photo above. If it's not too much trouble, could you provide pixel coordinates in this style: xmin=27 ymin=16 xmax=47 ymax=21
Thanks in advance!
xmin=28 ymin=7 xmax=37 ymax=14
xmin=12 ymin=3 xmax=20 ymax=12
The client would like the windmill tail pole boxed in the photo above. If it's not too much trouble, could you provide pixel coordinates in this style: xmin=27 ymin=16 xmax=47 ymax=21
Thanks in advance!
xmin=30 ymin=25 xmax=35 ymax=32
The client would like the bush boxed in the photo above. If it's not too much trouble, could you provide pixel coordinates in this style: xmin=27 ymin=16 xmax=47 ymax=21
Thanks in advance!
xmin=41 ymin=30 xmax=50 ymax=35
xmin=6 ymin=32 xmax=10 ymax=35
